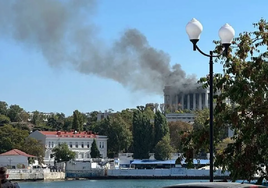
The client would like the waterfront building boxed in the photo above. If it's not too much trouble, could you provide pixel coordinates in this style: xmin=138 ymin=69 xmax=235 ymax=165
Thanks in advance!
xmin=29 ymin=130 xmax=108 ymax=165
xmin=0 ymin=149 xmax=36 ymax=169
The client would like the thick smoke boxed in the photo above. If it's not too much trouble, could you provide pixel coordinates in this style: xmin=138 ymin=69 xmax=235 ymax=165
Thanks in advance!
xmin=0 ymin=0 xmax=197 ymax=94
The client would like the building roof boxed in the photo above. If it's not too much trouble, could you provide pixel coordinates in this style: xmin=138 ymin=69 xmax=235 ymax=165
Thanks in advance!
xmin=0 ymin=149 xmax=36 ymax=158
xmin=131 ymin=159 xmax=176 ymax=165
xmin=131 ymin=159 xmax=209 ymax=165
xmin=39 ymin=131 xmax=97 ymax=138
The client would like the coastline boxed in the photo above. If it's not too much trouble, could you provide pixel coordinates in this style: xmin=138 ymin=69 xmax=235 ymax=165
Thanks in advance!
xmin=11 ymin=175 xmax=230 ymax=182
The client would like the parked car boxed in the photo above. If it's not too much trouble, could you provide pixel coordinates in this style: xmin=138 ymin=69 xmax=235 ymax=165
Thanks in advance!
xmin=163 ymin=182 xmax=266 ymax=188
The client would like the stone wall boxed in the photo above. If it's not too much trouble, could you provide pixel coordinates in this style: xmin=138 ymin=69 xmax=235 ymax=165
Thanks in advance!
xmin=7 ymin=169 xmax=65 ymax=181
xmin=44 ymin=171 xmax=65 ymax=180
xmin=8 ymin=169 xmax=44 ymax=180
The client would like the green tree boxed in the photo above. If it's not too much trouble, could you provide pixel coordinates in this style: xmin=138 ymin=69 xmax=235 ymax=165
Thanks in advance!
xmin=215 ymin=137 xmax=234 ymax=155
xmin=19 ymin=137 xmax=45 ymax=164
xmin=31 ymin=111 xmax=45 ymax=126
xmin=0 ymin=115 xmax=11 ymax=126
xmin=168 ymin=121 xmax=193 ymax=152
xmin=7 ymin=105 xmax=24 ymax=122
xmin=0 ymin=101 xmax=8 ymax=115
xmin=193 ymin=108 xmax=209 ymax=130
xmin=52 ymin=143 xmax=76 ymax=162
xmin=94 ymin=114 xmax=132 ymax=158
xmin=154 ymin=110 xmax=169 ymax=148
xmin=90 ymin=139 xmax=100 ymax=158
xmin=72 ymin=110 xmax=84 ymax=131
xmin=84 ymin=111 xmax=98 ymax=131
xmin=183 ymin=19 xmax=268 ymax=182
xmin=132 ymin=108 xmax=153 ymax=159
xmin=47 ymin=113 xmax=65 ymax=130
xmin=120 ymin=109 xmax=134 ymax=129
xmin=0 ymin=125 xmax=29 ymax=153
xmin=47 ymin=117 xmax=60 ymax=130
xmin=63 ymin=116 xmax=73 ymax=131
xmin=154 ymin=134 xmax=174 ymax=160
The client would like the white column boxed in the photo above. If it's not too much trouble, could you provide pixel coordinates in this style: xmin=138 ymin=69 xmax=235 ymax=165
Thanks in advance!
xmin=181 ymin=94 xmax=184 ymax=110
xmin=205 ymin=92 xmax=208 ymax=108
xmin=169 ymin=95 xmax=172 ymax=107
xmin=175 ymin=95 xmax=178 ymax=111
xmin=187 ymin=94 xmax=190 ymax=110
xmin=199 ymin=93 xmax=202 ymax=110
xmin=193 ymin=93 xmax=196 ymax=110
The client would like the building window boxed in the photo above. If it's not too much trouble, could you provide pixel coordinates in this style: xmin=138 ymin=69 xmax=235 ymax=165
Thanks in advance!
xmin=81 ymin=142 xmax=84 ymax=148
xmin=52 ymin=142 xmax=54 ymax=148
xmin=87 ymin=153 xmax=90 ymax=158
xmin=87 ymin=142 xmax=90 ymax=148
xmin=70 ymin=142 xmax=72 ymax=148
xmin=99 ymin=142 xmax=101 ymax=148
xmin=48 ymin=142 xmax=51 ymax=148
xmin=75 ymin=142 xmax=78 ymax=148
xmin=81 ymin=153 xmax=84 ymax=158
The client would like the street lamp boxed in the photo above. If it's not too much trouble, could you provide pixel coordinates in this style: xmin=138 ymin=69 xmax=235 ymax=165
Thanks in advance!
xmin=186 ymin=18 xmax=235 ymax=182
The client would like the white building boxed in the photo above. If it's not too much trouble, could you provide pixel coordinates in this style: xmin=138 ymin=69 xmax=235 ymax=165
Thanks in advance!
xmin=163 ymin=84 xmax=212 ymax=124
xmin=29 ymin=130 xmax=108 ymax=165
xmin=165 ymin=113 xmax=195 ymax=123
xmin=0 ymin=149 xmax=36 ymax=169
xmin=164 ymin=85 xmax=210 ymax=111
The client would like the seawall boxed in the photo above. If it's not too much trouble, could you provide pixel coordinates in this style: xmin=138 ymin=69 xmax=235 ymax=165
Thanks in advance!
xmin=7 ymin=169 xmax=65 ymax=181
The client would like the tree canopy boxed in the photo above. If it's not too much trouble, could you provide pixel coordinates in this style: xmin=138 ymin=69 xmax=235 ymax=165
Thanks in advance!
xmin=90 ymin=139 xmax=101 ymax=158
xmin=182 ymin=19 xmax=268 ymax=182
xmin=52 ymin=143 xmax=76 ymax=162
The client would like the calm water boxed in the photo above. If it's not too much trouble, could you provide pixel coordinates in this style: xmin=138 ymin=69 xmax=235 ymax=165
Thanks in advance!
xmin=18 ymin=179 xmax=209 ymax=188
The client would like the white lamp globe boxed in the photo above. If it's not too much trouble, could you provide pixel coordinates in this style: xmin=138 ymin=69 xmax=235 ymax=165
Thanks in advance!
xmin=219 ymin=23 xmax=235 ymax=44
xmin=186 ymin=18 xmax=203 ymax=40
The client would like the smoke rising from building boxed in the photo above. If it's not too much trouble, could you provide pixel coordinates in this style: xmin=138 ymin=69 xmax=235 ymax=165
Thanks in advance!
xmin=0 ymin=0 xmax=197 ymax=94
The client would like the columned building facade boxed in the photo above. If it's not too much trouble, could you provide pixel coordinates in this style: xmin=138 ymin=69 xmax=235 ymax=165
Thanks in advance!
xmin=163 ymin=85 xmax=210 ymax=111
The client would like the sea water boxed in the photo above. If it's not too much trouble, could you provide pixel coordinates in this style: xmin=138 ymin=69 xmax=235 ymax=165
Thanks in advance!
xmin=18 ymin=179 xmax=209 ymax=188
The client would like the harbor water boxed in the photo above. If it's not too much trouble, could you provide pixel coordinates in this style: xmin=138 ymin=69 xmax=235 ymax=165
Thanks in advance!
xmin=19 ymin=179 xmax=209 ymax=188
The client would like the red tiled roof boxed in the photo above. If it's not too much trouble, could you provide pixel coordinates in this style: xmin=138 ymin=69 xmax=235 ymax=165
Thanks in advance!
xmin=0 ymin=149 xmax=36 ymax=158
xmin=39 ymin=131 xmax=97 ymax=138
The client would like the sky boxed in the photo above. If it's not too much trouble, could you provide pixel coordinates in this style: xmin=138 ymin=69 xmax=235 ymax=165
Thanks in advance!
xmin=0 ymin=0 xmax=268 ymax=116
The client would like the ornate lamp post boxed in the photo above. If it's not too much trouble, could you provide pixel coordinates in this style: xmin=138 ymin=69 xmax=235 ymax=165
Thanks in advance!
xmin=186 ymin=18 xmax=235 ymax=182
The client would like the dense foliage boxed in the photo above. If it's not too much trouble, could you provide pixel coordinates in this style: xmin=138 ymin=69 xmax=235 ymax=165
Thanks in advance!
xmin=90 ymin=139 xmax=101 ymax=158
xmin=52 ymin=143 xmax=76 ymax=162
xmin=182 ymin=19 xmax=268 ymax=182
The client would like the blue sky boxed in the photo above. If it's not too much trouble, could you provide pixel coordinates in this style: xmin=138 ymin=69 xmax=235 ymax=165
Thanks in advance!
xmin=0 ymin=0 xmax=267 ymax=116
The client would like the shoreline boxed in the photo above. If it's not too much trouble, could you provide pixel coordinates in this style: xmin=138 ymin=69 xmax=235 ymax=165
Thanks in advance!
xmin=11 ymin=175 xmax=231 ymax=182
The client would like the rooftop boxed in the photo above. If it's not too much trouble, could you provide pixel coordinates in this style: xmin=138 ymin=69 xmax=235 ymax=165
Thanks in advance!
xmin=0 ymin=149 xmax=36 ymax=158
xmin=39 ymin=131 xmax=97 ymax=138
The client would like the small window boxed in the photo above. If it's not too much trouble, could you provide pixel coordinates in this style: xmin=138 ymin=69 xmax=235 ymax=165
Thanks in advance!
xmin=52 ymin=142 xmax=54 ymax=148
xmin=70 ymin=142 xmax=73 ymax=148
xmin=75 ymin=142 xmax=78 ymax=148
xmin=48 ymin=142 xmax=51 ymax=148
xmin=87 ymin=142 xmax=90 ymax=148
xmin=81 ymin=142 xmax=84 ymax=148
